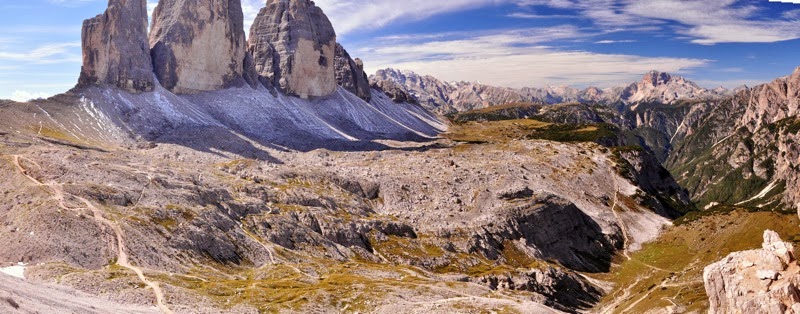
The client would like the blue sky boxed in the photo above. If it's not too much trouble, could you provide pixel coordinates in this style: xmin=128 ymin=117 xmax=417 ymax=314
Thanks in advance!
xmin=2 ymin=0 xmax=800 ymax=101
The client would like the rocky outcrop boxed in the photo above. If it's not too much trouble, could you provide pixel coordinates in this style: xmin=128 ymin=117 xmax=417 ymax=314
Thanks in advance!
xmin=740 ymin=67 xmax=800 ymax=131
xmin=704 ymin=230 xmax=800 ymax=314
xmin=470 ymin=193 xmax=621 ymax=273
xmin=78 ymin=0 xmax=154 ymax=93
xmin=614 ymin=148 xmax=692 ymax=217
xmin=334 ymin=43 xmax=371 ymax=101
xmin=248 ymin=0 xmax=337 ymax=99
xmin=370 ymin=72 xmax=417 ymax=104
xmin=474 ymin=266 xmax=602 ymax=311
xmin=149 ymin=0 xmax=253 ymax=94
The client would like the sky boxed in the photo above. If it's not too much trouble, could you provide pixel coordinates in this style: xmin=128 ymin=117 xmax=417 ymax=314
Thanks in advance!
xmin=1 ymin=0 xmax=800 ymax=101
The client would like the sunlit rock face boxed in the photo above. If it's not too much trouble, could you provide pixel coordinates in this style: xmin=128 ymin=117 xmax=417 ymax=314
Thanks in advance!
xmin=79 ymin=0 xmax=155 ymax=93
xmin=149 ymin=0 xmax=253 ymax=94
xmin=704 ymin=230 xmax=800 ymax=314
xmin=248 ymin=0 xmax=337 ymax=99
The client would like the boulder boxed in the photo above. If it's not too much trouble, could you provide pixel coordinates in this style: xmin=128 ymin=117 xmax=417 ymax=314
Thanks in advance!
xmin=78 ymin=0 xmax=155 ymax=93
xmin=334 ymin=43 xmax=371 ymax=101
xmin=149 ymin=0 xmax=254 ymax=94
xmin=248 ymin=0 xmax=337 ymax=99
xmin=704 ymin=230 xmax=800 ymax=314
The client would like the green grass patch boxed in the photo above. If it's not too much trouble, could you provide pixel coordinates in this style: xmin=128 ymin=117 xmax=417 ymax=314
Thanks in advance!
xmin=592 ymin=210 xmax=800 ymax=313
xmin=526 ymin=123 xmax=619 ymax=144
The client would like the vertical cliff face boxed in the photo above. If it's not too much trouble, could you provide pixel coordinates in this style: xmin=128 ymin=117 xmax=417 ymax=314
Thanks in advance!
xmin=78 ymin=0 xmax=154 ymax=93
xmin=149 ymin=0 xmax=254 ymax=94
xmin=334 ymin=43 xmax=371 ymax=101
xmin=740 ymin=67 xmax=800 ymax=132
xmin=248 ymin=0 xmax=337 ymax=99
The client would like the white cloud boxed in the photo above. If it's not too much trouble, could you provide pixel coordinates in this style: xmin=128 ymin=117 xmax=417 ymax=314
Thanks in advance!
xmin=517 ymin=0 xmax=800 ymax=45
xmin=595 ymin=39 xmax=636 ymax=44
xmin=0 ymin=42 xmax=81 ymax=64
xmin=358 ymin=28 xmax=709 ymax=88
xmin=507 ymin=12 xmax=573 ymax=19
xmin=10 ymin=90 xmax=51 ymax=102
xmin=307 ymin=0 xmax=503 ymax=36
xmin=46 ymin=0 xmax=96 ymax=7
xmin=783 ymin=9 xmax=800 ymax=19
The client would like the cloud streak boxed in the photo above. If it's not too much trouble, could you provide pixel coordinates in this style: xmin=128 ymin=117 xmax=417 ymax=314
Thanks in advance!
xmin=519 ymin=0 xmax=800 ymax=45
xmin=0 ymin=42 xmax=81 ymax=64
xmin=357 ymin=28 xmax=709 ymax=88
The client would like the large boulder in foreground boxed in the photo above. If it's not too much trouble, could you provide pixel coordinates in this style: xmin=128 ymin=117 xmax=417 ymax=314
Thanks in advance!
xmin=248 ymin=0 xmax=337 ymax=99
xmin=78 ymin=0 xmax=155 ymax=93
xmin=334 ymin=43 xmax=371 ymax=101
xmin=704 ymin=230 xmax=800 ymax=314
xmin=149 ymin=0 xmax=253 ymax=94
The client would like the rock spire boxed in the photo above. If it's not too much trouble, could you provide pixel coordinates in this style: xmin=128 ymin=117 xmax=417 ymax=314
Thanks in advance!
xmin=248 ymin=0 xmax=337 ymax=99
xmin=149 ymin=0 xmax=255 ymax=94
xmin=78 ymin=0 xmax=155 ymax=93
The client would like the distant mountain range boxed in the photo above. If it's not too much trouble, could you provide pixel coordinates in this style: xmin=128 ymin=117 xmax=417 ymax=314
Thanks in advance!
xmin=0 ymin=0 xmax=799 ymax=313
xmin=369 ymin=68 xmax=745 ymax=114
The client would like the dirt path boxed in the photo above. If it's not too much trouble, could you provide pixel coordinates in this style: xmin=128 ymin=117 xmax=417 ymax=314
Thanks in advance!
xmin=595 ymin=275 xmax=644 ymax=314
xmin=12 ymin=155 xmax=174 ymax=314
xmin=609 ymin=175 xmax=631 ymax=260
xmin=239 ymin=222 xmax=321 ymax=280
xmin=619 ymin=277 xmax=701 ymax=313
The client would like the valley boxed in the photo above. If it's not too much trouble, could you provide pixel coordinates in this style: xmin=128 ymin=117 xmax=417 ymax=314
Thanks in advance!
xmin=1 ymin=0 xmax=800 ymax=313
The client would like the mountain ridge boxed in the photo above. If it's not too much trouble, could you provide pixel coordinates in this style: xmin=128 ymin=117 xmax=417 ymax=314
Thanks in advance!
xmin=370 ymin=68 xmax=733 ymax=114
xmin=0 ymin=0 xmax=799 ymax=313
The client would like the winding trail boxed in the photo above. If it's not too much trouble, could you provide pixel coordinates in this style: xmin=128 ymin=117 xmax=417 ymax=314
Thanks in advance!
xmin=609 ymin=176 xmax=631 ymax=260
xmin=596 ymin=276 xmax=644 ymax=314
xmin=620 ymin=277 xmax=702 ymax=313
xmin=239 ymin=222 xmax=320 ymax=280
xmin=12 ymin=155 xmax=173 ymax=314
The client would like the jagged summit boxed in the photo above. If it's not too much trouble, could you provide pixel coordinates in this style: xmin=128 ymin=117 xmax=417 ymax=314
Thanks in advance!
xmin=57 ymin=0 xmax=446 ymax=150
xmin=640 ymin=70 xmax=700 ymax=87
xmin=623 ymin=70 xmax=711 ymax=104
xmin=333 ymin=43 xmax=371 ymax=101
xmin=370 ymin=68 xmax=723 ymax=114
xmin=641 ymin=70 xmax=673 ymax=86
xmin=77 ymin=0 xmax=371 ymax=102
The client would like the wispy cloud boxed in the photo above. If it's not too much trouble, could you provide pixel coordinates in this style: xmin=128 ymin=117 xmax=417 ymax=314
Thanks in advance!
xmin=595 ymin=39 xmax=636 ymax=44
xmin=46 ymin=0 xmax=96 ymax=7
xmin=0 ymin=42 xmax=81 ymax=64
xmin=517 ymin=0 xmax=800 ymax=45
xmin=784 ymin=9 xmax=800 ymax=19
xmin=303 ymin=0 xmax=503 ymax=36
xmin=358 ymin=28 xmax=709 ymax=88
xmin=0 ymin=25 xmax=81 ymax=35
xmin=507 ymin=12 xmax=574 ymax=19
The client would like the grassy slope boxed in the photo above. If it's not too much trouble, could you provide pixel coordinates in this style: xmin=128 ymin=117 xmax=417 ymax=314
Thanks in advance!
xmin=590 ymin=211 xmax=800 ymax=313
